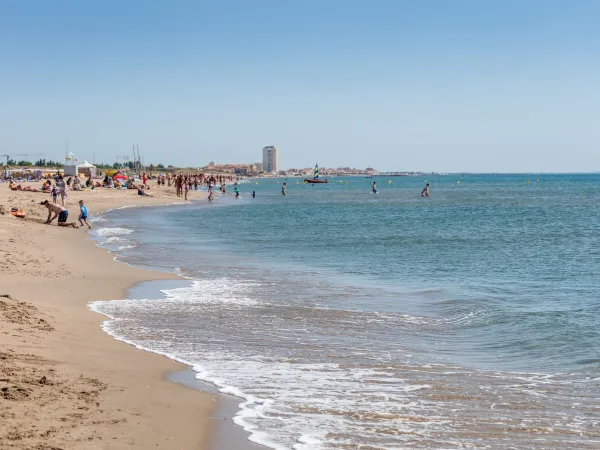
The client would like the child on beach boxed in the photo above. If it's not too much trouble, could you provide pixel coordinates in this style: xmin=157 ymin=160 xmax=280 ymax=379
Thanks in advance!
xmin=51 ymin=185 xmax=58 ymax=203
xmin=78 ymin=200 xmax=92 ymax=229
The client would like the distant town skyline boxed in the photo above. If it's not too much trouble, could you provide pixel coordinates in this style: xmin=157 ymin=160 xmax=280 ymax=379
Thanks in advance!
xmin=2 ymin=1 xmax=600 ymax=172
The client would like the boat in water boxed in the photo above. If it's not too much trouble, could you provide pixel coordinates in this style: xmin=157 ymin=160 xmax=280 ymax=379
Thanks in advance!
xmin=304 ymin=164 xmax=328 ymax=184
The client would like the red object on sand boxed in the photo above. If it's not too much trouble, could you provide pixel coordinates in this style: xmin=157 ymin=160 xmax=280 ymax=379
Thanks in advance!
xmin=113 ymin=174 xmax=127 ymax=180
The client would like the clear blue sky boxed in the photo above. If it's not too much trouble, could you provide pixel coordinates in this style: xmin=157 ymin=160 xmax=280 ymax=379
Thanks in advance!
xmin=1 ymin=0 xmax=599 ymax=172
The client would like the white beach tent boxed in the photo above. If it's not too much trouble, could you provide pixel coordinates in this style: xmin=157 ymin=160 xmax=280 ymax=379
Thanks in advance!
xmin=74 ymin=161 xmax=97 ymax=178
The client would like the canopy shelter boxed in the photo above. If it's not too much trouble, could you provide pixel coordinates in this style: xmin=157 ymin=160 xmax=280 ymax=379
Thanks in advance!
xmin=64 ymin=161 xmax=97 ymax=178
xmin=77 ymin=161 xmax=97 ymax=177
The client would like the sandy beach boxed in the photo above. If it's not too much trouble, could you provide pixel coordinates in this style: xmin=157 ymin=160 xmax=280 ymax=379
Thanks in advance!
xmin=0 ymin=181 xmax=215 ymax=449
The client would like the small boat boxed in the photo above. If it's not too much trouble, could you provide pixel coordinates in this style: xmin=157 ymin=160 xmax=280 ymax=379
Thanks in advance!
xmin=304 ymin=164 xmax=328 ymax=184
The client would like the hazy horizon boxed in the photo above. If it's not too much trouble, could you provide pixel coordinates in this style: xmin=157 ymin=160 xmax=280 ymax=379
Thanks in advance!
xmin=1 ymin=1 xmax=599 ymax=172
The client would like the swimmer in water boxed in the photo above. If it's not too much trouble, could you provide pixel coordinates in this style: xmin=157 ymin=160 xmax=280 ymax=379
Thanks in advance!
xmin=252 ymin=191 xmax=256 ymax=198
xmin=234 ymin=186 xmax=240 ymax=198
xmin=372 ymin=182 xmax=378 ymax=193
xmin=421 ymin=183 xmax=430 ymax=198
xmin=282 ymin=183 xmax=287 ymax=196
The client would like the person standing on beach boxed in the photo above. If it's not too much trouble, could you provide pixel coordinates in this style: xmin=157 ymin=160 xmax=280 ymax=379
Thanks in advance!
xmin=51 ymin=185 xmax=58 ymax=204
xmin=282 ymin=183 xmax=287 ymax=196
xmin=59 ymin=178 xmax=68 ymax=206
xmin=175 ymin=175 xmax=182 ymax=197
xmin=40 ymin=200 xmax=78 ymax=228
xmin=78 ymin=200 xmax=92 ymax=229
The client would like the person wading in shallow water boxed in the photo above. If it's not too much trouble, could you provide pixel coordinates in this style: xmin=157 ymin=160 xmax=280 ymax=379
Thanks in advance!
xmin=40 ymin=200 xmax=78 ymax=228
xmin=282 ymin=183 xmax=287 ymax=196
xmin=421 ymin=183 xmax=430 ymax=198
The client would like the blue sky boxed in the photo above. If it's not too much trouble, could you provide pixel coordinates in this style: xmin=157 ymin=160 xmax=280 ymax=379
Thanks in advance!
xmin=1 ymin=0 xmax=599 ymax=172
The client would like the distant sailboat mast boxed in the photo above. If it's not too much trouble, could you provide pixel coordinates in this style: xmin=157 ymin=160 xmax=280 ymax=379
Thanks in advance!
xmin=303 ymin=163 xmax=328 ymax=183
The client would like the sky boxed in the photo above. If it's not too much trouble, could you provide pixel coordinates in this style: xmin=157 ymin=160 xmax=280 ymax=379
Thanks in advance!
xmin=1 ymin=0 xmax=599 ymax=172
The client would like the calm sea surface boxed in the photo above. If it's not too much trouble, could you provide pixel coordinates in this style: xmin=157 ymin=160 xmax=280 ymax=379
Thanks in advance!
xmin=91 ymin=174 xmax=600 ymax=449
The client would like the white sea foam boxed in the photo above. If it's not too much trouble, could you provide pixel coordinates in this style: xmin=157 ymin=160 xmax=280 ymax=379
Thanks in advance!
xmin=89 ymin=279 xmax=444 ymax=450
xmin=294 ymin=433 xmax=324 ymax=450
xmin=95 ymin=226 xmax=134 ymax=237
xmin=89 ymin=278 xmax=600 ymax=450
xmin=160 ymin=280 xmax=260 ymax=307
xmin=99 ymin=235 xmax=136 ymax=251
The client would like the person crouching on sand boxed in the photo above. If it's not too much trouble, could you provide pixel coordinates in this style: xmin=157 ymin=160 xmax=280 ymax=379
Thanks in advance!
xmin=40 ymin=200 xmax=78 ymax=228
xmin=78 ymin=200 xmax=92 ymax=229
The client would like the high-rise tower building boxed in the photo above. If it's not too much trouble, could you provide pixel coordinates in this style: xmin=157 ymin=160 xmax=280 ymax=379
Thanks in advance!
xmin=262 ymin=146 xmax=279 ymax=173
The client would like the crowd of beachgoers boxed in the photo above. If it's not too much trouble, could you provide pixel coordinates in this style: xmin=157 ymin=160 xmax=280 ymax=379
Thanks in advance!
xmin=3 ymin=170 xmax=238 ymax=228
xmin=161 ymin=173 xmax=235 ymax=200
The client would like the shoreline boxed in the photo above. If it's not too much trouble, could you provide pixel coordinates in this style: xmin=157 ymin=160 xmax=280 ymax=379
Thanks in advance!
xmin=91 ymin=279 xmax=263 ymax=450
xmin=0 ymin=183 xmax=217 ymax=449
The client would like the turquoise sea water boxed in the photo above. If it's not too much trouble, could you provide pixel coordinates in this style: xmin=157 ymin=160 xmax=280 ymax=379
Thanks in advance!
xmin=91 ymin=174 xmax=600 ymax=449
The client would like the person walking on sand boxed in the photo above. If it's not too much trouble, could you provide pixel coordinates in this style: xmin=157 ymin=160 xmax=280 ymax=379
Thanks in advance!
xmin=40 ymin=200 xmax=78 ymax=228
xmin=78 ymin=200 xmax=92 ymax=229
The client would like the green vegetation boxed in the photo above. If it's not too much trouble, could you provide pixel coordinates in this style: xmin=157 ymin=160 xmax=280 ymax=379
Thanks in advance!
xmin=2 ymin=159 xmax=168 ymax=171
xmin=34 ymin=159 xmax=64 ymax=167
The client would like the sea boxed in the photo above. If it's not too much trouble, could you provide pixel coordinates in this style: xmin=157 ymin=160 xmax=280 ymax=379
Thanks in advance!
xmin=89 ymin=174 xmax=600 ymax=449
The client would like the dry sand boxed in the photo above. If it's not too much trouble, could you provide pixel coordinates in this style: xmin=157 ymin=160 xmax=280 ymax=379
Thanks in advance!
xmin=0 ymin=181 xmax=215 ymax=449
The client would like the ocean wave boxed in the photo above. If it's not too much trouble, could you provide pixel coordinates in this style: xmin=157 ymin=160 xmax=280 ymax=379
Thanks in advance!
xmin=160 ymin=280 xmax=261 ymax=307
xmin=89 ymin=278 xmax=600 ymax=450
xmin=95 ymin=226 xmax=134 ymax=237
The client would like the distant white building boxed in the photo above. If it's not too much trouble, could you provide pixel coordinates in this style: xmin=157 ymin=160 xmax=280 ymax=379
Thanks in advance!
xmin=262 ymin=146 xmax=279 ymax=174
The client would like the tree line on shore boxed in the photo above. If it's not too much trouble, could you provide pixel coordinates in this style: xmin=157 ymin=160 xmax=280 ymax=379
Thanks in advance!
xmin=2 ymin=159 xmax=170 ymax=171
